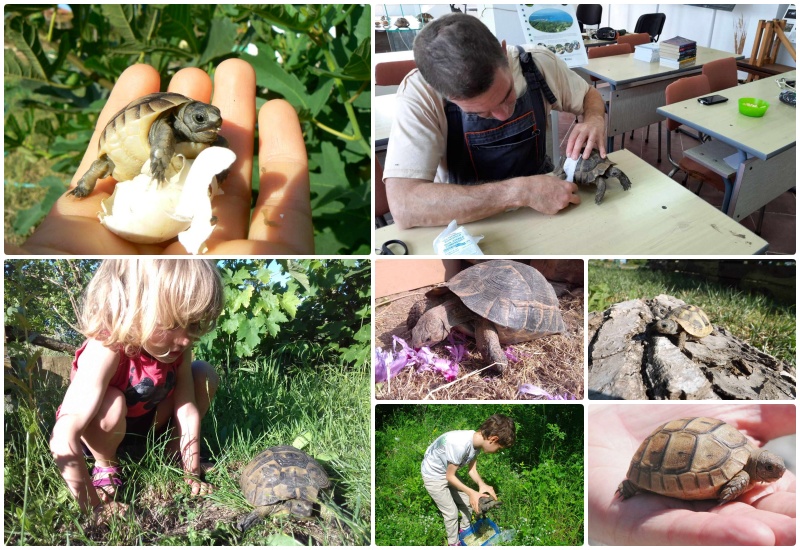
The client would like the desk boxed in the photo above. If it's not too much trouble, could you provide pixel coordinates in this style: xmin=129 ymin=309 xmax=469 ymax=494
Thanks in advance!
xmin=657 ymin=71 xmax=796 ymax=221
xmin=373 ymin=150 xmax=767 ymax=255
xmin=574 ymin=47 xmax=742 ymax=151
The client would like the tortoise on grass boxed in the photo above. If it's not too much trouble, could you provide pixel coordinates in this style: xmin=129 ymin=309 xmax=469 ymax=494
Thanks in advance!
xmin=238 ymin=446 xmax=330 ymax=532
xmin=653 ymin=304 xmax=713 ymax=349
xmin=554 ymin=149 xmax=632 ymax=204
xmin=71 ymin=92 xmax=225 ymax=198
xmin=617 ymin=417 xmax=786 ymax=502
xmin=408 ymin=260 xmax=565 ymax=372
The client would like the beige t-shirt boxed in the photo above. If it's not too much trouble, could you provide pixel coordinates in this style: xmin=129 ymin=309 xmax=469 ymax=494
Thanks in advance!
xmin=383 ymin=45 xmax=591 ymax=183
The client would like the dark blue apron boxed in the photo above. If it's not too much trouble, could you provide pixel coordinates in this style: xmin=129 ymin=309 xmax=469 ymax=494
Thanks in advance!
xmin=445 ymin=46 xmax=557 ymax=185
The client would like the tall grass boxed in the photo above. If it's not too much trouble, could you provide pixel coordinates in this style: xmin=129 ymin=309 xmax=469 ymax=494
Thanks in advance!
xmin=588 ymin=262 xmax=796 ymax=365
xmin=375 ymin=404 xmax=583 ymax=546
xmin=4 ymin=354 xmax=370 ymax=545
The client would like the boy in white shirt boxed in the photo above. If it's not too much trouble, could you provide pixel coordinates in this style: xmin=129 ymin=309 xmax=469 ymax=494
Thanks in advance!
xmin=421 ymin=414 xmax=516 ymax=545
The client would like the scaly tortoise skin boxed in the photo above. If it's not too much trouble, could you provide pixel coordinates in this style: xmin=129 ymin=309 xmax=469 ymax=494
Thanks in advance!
xmin=554 ymin=149 xmax=632 ymax=204
xmin=238 ymin=446 xmax=330 ymax=532
xmin=478 ymin=495 xmax=502 ymax=513
xmin=408 ymin=260 xmax=565 ymax=372
xmin=617 ymin=417 xmax=786 ymax=502
xmin=71 ymin=92 xmax=224 ymax=198
xmin=653 ymin=304 xmax=713 ymax=349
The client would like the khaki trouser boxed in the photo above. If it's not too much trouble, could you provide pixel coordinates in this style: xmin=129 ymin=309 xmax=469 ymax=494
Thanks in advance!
xmin=423 ymin=476 xmax=472 ymax=545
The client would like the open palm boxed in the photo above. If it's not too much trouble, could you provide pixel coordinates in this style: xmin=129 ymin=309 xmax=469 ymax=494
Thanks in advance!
xmin=588 ymin=404 xmax=796 ymax=545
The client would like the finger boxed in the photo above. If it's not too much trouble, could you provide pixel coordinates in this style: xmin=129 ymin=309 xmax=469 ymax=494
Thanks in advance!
xmin=69 ymin=64 xmax=162 ymax=192
xmin=716 ymin=502 xmax=795 ymax=545
xmin=205 ymin=58 xmax=256 ymax=244
xmin=582 ymin=137 xmax=593 ymax=159
xmin=249 ymin=99 xmax=314 ymax=253
xmin=167 ymin=67 xmax=213 ymax=103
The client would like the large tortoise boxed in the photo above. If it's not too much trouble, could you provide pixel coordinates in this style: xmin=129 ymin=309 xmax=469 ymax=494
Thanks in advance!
xmin=71 ymin=92 xmax=225 ymax=198
xmin=238 ymin=446 xmax=330 ymax=531
xmin=617 ymin=417 xmax=786 ymax=502
xmin=653 ymin=304 xmax=713 ymax=349
xmin=408 ymin=260 xmax=565 ymax=372
xmin=554 ymin=149 xmax=632 ymax=204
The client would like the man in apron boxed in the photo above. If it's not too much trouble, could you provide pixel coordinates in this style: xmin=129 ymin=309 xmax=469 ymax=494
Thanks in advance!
xmin=383 ymin=13 xmax=607 ymax=229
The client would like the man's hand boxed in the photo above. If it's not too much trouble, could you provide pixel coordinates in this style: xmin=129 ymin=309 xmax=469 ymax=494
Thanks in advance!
xmin=520 ymin=174 xmax=581 ymax=215
xmin=566 ymin=87 xmax=607 ymax=160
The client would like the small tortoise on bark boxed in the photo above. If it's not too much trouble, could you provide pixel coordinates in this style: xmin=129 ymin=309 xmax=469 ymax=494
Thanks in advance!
xmin=617 ymin=417 xmax=785 ymax=502
xmin=653 ymin=304 xmax=713 ymax=349
xmin=71 ymin=92 xmax=225 ymax=198
xmin=554 ymin=149 xmax=632 ymax=204
xmin=408 ymin=260 xmax=565 ymax=372
xmin=238 ymin=446 xmax=330 ymax=531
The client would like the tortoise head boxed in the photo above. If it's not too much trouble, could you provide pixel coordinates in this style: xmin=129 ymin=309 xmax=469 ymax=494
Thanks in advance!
xmin=175 ymin=101 xmax=223 ymax=143
xmin=410 ymin=310 xmax=450 ymax=349
xmin=654 ymin=318 xmax=679 ymax=335
xmin=754 ymin=450 xmax=786 ymax=483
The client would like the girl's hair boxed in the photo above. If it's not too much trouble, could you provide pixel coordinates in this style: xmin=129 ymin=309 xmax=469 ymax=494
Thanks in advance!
xmin=78 ymin=259 xmax=223 ymax=357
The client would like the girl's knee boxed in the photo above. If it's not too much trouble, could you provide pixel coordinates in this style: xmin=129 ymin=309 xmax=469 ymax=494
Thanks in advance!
xmin=192 ymin=361 xmax=219 ymax=392
xmin=97 ymin=387 xmax=127 ymax=432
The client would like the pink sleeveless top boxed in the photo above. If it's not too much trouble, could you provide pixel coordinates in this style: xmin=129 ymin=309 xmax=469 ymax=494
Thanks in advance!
xmin=66 ymin=341 xmax=181 ymax=418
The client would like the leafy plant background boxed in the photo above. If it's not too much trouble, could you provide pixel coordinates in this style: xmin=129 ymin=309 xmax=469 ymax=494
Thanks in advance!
xmin=375 ymin=404 xmax=584 ymax=546
xmin=4 ymin=259 xmax=371 ymax=544
xmin=4 ymin=4 xmax=371 ymax=254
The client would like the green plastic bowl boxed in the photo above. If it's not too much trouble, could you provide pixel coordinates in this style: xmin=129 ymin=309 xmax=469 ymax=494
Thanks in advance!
xmin=738 ymin=97 xmax=769 ymax=117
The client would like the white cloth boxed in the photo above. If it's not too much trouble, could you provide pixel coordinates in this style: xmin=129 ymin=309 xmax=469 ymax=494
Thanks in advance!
xmin=383 ymin=45 xmax=591 ymax=184
xmin=420 ymin=430 xmax=479 ymax=479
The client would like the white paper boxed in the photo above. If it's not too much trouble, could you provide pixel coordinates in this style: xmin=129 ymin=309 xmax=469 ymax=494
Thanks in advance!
xmin=562 ymin=157 xmax=579 ymax=182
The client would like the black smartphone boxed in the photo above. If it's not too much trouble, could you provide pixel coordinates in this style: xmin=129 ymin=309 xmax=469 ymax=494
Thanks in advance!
xmin=697 ymin=95 xmax=729 ymax=105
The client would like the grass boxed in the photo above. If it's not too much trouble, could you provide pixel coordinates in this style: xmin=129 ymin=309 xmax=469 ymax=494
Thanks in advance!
xmin=375 ymin=404 xmax=583 ymax=546
xmin=588 ymin=261 xmax=796 ymax=366
xmin=4 ymin=355 xmax=371 ymax=545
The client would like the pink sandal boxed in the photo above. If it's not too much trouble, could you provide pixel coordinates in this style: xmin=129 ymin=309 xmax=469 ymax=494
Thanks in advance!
xmin=92 ymin=465 xmax=123 ymax=497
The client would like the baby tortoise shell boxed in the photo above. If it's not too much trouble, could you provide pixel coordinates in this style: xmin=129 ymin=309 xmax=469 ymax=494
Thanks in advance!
xmin=653 ymin=304 xmax=713 ymax=349
xmin=554 ymin=149 xmax=632 ymax=204
xmin=408 ymin=260 xmax=565 ymax=372
xmin=238 ymin=445 xmax=330 ymax=532
xmin=71 ymin=92 xmax=224 ymax=198
xmin=617 ymin=417 xmax=785 ymax=502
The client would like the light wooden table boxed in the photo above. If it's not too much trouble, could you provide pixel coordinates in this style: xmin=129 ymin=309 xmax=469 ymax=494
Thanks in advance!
xmin=657 ymin=71 xmax=796 ymax=221
xmin=373 ymin=149 xmax=767 ymax=255
xmin=574 ymin=47 xmax=743 ymax=152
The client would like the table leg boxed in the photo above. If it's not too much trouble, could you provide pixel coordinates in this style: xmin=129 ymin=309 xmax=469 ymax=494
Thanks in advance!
xmin=727 ymin=146 xmax=796 ymax=220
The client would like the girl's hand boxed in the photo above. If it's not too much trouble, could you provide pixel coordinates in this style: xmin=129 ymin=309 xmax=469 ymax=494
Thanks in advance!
xmin=92 ymin=500 xmax=129 ymax=526
xmin=478 ymin=483 xmax=497 ymax=501
xmin=186 ymin=477 xmax=214 ymax=496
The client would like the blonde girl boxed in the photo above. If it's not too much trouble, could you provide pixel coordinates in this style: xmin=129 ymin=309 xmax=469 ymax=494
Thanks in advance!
xmin=49 ymin=259 xmax=223 ymax=523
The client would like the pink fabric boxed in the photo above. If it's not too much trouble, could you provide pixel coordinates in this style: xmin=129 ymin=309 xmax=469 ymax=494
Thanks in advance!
xmin=62 ymin=341 xmax=181 ymax=418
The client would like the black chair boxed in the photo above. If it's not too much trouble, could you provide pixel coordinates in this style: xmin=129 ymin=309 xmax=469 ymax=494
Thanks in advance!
xmin=634 ymin=13 xmax=666 ymax=42
xmin=576 ymin=4 xmax=603 ymax=33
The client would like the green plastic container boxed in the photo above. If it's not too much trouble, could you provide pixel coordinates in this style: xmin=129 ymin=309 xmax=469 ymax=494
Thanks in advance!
xmin=738 ymin=97 xmax=769 ymax=117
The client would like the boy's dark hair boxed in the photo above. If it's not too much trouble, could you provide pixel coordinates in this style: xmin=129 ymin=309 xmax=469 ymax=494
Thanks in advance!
xmin=479 ymin=414 xmax=516 ymax=447
xmin=413 ymin=13 xmax=508 ymax=100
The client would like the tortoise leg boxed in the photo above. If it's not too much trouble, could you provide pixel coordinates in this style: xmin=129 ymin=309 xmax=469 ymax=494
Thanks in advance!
xmin=610 ymin=167 xmax=632 ymax=191
xmin=677 ymin=331 xmax=687 ymax=350
xmin=70 ymin=156 xmax=115 ymax=198
xmin=718 ymin=470 xmax=751 ymax=503
xmin=237 ymin=510 xmax=264 ymax=532
xmin=475 ymin=318 xmax=507 ymax=373
xmin=213 ymin=134 xmax=231 ymax=184
xmin=616 ymin=480 xmax=639 ymax=500
xmin=148 ymin=116 xmax=176 ymax=184
xmin=594 ymin=177 xmax=607 ymax=204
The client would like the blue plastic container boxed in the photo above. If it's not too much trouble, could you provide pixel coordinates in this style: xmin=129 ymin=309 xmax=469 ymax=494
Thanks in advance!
xmin=458 ymin=518 xmax=501 ymax=546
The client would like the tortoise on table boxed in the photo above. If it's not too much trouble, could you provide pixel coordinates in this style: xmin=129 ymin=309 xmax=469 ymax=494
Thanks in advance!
xmin=617 ymin=417 xmax=786 ymax=502
xmin=653 ymin=304 xmax=713 ymax=349
xmin=238 ymin=446 xmax=330 ymax=532
xmin=408 ymin=260 xmax=565 ymax=372
xmin=71 ymin=92 xmax=225 ymax=198
xmin=554 ymin=149 xmax=632 ymax=204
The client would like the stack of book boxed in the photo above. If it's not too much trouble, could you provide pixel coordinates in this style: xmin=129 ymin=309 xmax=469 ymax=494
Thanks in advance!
xmin=659 ymin=36 xmax=697 ymax=68
xmin=634 ymin=42 xmax=660 ymax=62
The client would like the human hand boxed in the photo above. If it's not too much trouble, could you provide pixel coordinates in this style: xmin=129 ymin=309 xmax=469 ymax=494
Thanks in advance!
xmin=588 ymin=404 xmax=796 ymax=546
xmin=521 ymin=175 xmax=581 ymax=214
xmin=92 ymin=500 xmax=130 ymax=526
xmin=16 ymin=59 xmax=313 ymax=255
xmin=478 ymin=485 xmax=497 ymax=501
xmin=468 ymin=489 xmax=483 ymax=515
xmin=566 ymin=87 xmax=607 ymax=160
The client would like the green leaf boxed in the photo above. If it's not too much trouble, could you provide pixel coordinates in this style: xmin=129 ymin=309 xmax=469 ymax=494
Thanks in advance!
xmin=198 ymin=18 xmax=238 ymax=66
xmin=231 ymin=285 xmax=254 ymax=313
xmin=247 ymin=5 xmax=326 ymax=32
xmin=263 ymin=534 xmax=305 ymax=546
xmin=278 ymin=285 xmax=301 ymax=320
xmin=100 ymin=4 xmax=141 ymax=45
xmin=245 ymin=46 xmax=310 ymax=109
xmin=3 ymin=28 xmax=50 ymax=84
xmin=341 ymin=38 xmax=371 ymax=81
xmin=265 ymin=308 xmax=289 ymax=337
xmin=12 ymin=177 xmax=67 ymax=235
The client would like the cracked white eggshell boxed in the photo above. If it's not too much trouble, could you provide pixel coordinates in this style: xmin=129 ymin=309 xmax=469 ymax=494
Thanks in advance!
xmin=98 ymin=147 xmax=236 ymax=254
